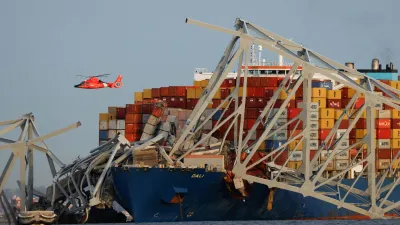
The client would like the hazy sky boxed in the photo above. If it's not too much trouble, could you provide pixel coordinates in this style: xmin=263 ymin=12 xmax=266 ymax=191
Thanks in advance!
xmin=0 ymin=0 xmax=399 ymax=189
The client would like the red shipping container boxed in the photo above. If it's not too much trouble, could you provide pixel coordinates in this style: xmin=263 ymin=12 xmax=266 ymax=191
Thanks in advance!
xmin=142 ymin=103 xmax=155 ymax=114
xmin=288 ymin=119 xmax=302 ymax=130
xmin=246 ymin=98 xmax=258 ymax=108
xmin=177 ymin=86 xmax=187 ymax=97
xmin=310 ymin=150 xmax=318 ymax=161
xmin=168 ymin=97 xmax=177 ymax=108
xmin=248 ymin=77 xmax=260 ymax=87
xmin=246 ymin=108 xmax=259 ymax=119
xmin=377 ymin=149 xmax=391 ymax=159
xmin=125 ymin=133 xmax=141 ymax=142
xmin=126 ymin=104 xmax=142 ymax=114
xmin=342 ymin=88 xmax=349 ymax=98
xmin=116 ymin=107 xmax=126 ymax=119
xmin=341 ymin=98 xmax=351 ymax=108
xmin=263 ymin=87 xmax=275 ymax=99
xmin=176 ymin=97 xmax=187 ymax=108
xmin=274 ymin=100 xmax=296 ymax=108
xmin=356 ymin=118 xmax=366 ymax=129
xmin=349 ymin=129 xmax=356 ymax=139
xmin=246 ymin=119 xmax=263 ymax=130
xmin=222 ymin=108 xmax=234 ymax=119
xmin=151 ymin=88 xmax=161 ymax=98
xmin=263 ymin=77 xmax=278 ymax=87
xmin=327 ymin=99 xmax=342 ymax=109
xmin=392 ymin=119 xmax=400 ymax=129
xmin=220 ymin=88 xmax=230 ymax=99
xmin=338 ymin=120 xmax=350 ymax=129
xmin=125 ymin=114 xmax=142 ymax=124
xmin=160 ymin=87 xmax=169 ymax=97
xmin=223 ymin=78 xmax=236 ymax=87
xmin=288 ymin=108 xmax=302 ymax=119
xmin=376 ymin=129 xmax=391 ymax=139
xmin=319 ymin=129 xmax=331 ymax=140
xmin=354 ymin=98 xmax=365 ymax=109
xmin=277 ymin=77 xmax=285 ymax=85
xmin=376 ymin=119 xmax=391 ymax=129
xmin=186 ymin=99 xmax=198 ymax=110
xmin=393 ymin=149 xmax=400 ymax=159
xmin=384 ymin=104 xmax=394 ymax=110
xmin=349 ymin=139 xmax=356 ymax=146
xmin=255 ymin=98 xmax=265 ymax=108
xmin=212 ymin=99 xmax=221 ymax=108
xmin=274 ymin=151 xmax=288 ymax=163
xmin=125 ymin=123 xmax=142 ymax=133
xmin=295 ymin=87 xmax=303 ymax=98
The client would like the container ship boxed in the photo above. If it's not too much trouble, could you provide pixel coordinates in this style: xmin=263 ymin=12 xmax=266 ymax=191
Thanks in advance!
xmin=97 ymin=53 xmax=400 ymax=222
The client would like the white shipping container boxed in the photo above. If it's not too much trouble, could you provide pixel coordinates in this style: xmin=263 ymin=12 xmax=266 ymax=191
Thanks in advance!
xmin=310 ymin=131 xmax=319 ymax=140
xmin=108 ymin=120 xmax=117 ymax=130
xmin=337 ymin=139 xmax=349 ymax=150
xmin=273 ymin=119 xmax=287 ymax=129
xmin=377 ymin=139 xmax=391 ymax=149
xmin=309 ymin=140 xmax=319 ymax=150
xmin=320 ymin=150 xmax=331 ymax=161
xmin=335 ymin=150 xmax=349 ymax=160
xmin=336 ymin=129 xmax=348 ymax=140
xmin=108 ymin=129 xmax=117 ymax=139
xmin=289 ymin=151 xmax=303 ymax=161
xmin=298 ymin=102 xmax=319 ymax=112
xmin=334 ymin=159 xmax=349 ymax=170
xmin=184 ymin=155 xmax=225 ymax=170
xmin=310 ymin=111 xmax=319 ymax=121
xmin=310 ymin=121 xmax=319 ymax=131
xmin=204 ymin=120 xmax=213 ymax=130
xmin=377 ymin=159 xmax=391 ymax=170
xmin=273 ymin=130 xmax=288 ymax=140
xmin=117 ymin=120 xmax=125 ymax=130
xmin=378 ymin=110 xmax=391 ymax=118
xmin=117 ymin=130 xmax=125 ymax=136
xmin=99 ymin=121 xmax=108 ymax=130
xmin=271 ymin=109 xmax=288 ymax=119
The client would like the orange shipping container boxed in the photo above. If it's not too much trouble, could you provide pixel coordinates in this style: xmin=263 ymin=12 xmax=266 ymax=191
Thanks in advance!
xmin=125 ymin=113 xmax=142 ymax=124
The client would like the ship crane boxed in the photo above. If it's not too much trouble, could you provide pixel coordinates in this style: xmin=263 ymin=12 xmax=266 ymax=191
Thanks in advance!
xmin=166 ymin=18 xmax=400 ymax=219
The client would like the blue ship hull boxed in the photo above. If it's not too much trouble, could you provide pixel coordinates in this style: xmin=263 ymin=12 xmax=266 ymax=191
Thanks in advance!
xmin=110 ymin=167 xmax=400 ymax=222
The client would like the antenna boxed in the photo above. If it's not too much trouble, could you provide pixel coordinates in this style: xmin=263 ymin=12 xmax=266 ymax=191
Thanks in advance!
xmin=250 ymin=44 xmax=256 ymax=66
xmin=258 ymin=45 xmax=262 ymax=66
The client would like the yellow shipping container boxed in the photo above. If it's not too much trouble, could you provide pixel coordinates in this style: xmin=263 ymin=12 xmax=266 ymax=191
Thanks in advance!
xmin=312 ymin=88 xmax=327 ymax=98
xmin=356 ymin=129 xmax=367 ymax=139
xmin=193 ymin=80 xmax=202 ymax=87
xmin=392 ymin=139 xmax=400 ymax=149
xmin=196 ymin=87 xmax=203 ymax=98
xmin=207 ymin=102 xmax=213 ymax=109
xmin=392 ymin=129 xmax=400 ymax=139
xmin=213 ymin=89 xmax=221 ymax=99
xmin=334 ymin=110 xmax=348 ymax=120
xmin=327 ymin=90 xmax=341 ymax=99
xmin=389 ymin=81 xmax=400 ymax=89
xmin=187 ymin=87 xmax=196 ymax=99
xmin=134 ymin=92 xmax=143 ymax=102
xmin=221 ymin=101 xmax=229 ymax=109
xmin=319 ymin=108 xmax=335 ymax=119
xmin=201 ymin=80 xmax=209 ymax=88
xmin=258 ymin=141 xmax=266 ymax=150
xmin=279 ymin=89 xmax=295 ymax=100
xmin=288 ymin=161 xmax=302 ymax=169
xmin=348 ymin=88 xmax=364 ymax=98
xmin=288 ymin=140 xmax=303 ymax=151
xmin=392 ymin=109 xmax=400 ymax=119
xmin=143 ymin=89 xmax=152 ymax=99
xmin=319 ymin=119 xmax=335 ymax=129
xmin=392 ymin=159 xmax=400 ymax=169
xmin=99 ymin=113 xmax=110 ymax=121
xmin=312 ymin=98 xmax=326 ymax=109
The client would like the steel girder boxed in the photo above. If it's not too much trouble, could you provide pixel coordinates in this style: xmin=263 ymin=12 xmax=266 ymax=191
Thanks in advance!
xmin=0 ymin=113 xmax=80 ymax=224
xmin=169 ymin=18 xmax=400 ymax=219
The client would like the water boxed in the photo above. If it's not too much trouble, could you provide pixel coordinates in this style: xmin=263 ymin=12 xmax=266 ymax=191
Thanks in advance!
xmin=35 ymin=220 xmax=396 ymax=225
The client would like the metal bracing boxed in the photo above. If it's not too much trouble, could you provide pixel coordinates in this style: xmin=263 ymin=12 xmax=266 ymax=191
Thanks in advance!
xmin=176 ymin=18 xmax=400 ymax=219
xmin=0 ymin=113 xmax=80 ymax=215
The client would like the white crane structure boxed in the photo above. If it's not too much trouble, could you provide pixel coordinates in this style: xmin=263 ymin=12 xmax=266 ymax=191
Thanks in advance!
xmin=166 ymin=18 xmax=400 ymax=219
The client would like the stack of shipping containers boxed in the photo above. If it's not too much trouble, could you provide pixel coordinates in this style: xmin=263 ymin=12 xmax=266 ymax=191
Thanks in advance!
xmin=97 ymin=76 xmax=400 ymax=175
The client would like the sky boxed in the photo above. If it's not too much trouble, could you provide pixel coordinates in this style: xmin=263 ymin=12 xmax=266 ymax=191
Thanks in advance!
xmin=0 ymin=0 xmax=399 ymax=189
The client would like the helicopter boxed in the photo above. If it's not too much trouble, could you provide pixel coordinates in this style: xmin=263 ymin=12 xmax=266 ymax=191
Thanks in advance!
xmin=74 ymin=74 xmax=123 ymax=89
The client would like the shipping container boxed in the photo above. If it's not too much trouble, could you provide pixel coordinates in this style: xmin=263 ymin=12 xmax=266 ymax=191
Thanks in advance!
xmin=309 ymin=130 xmax=318 ymax=140
xmin=377 ymin=159 xmax=391 ymax=170
xmin=99 ymin=121 xmax=108 ymax=130
xmin=312 ymin=98 xmax=326 ymax=109
xmin=319 ymin=108 xmax=335 ymax=119
xmin=99 ymin=113 xmax=110 ymax=121
xmin=143 ymin=89 xmax=152 ymax=99
xmin=126 ymin=104 xmax=142 ymax=114
xmin=108 ymin=129 xmax=117 ymax=139
xmin=310 ymin=121 xmax=319 ymax=131
xmin=334 ymin=159 xmax=349 ymax=170
xmin=377 ymin=139 xmax=391 ymax=149
xmin=126 ymin=114 xmax=142 ymax=124
xmin=288 ymin=140 xmax=302 ymax=151
xmin=116 ymin=107 xmax=126 ymax=119
xmin=108 ymin=120 xmax=117 ymax=130
xmin=327 ymin=90 xmax=341 ymax=99
xmin=134 ymin=92 xmax=143 ymax=102
xmin=99 ymin=130 xmax=108 ymax=140
xmin=319 ymin=119 xmax=334 ymax=129
xmin=327 ymin=100 xmax=342 ymax=109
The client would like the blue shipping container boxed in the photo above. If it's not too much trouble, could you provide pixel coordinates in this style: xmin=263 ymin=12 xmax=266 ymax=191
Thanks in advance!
xmin=312 ymin=81 xmax=333 ymax=90
xmin=367 ymin=72 xmax=398 ymax=81
xmin=265 ymin=140 xmax=287 ymax=149
xmin=212 ymin=110 xmax=222 ymax=121
xmin=99 ymin=130 xmax=108 ymax=140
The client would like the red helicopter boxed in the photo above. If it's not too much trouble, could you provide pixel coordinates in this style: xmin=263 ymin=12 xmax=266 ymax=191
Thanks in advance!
xmin=74 ymin=74 xmax=123 ymax=89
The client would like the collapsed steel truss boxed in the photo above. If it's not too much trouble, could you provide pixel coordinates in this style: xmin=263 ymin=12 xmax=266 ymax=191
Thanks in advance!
xmin=168 ymin=18 xmax=400 ymax=219
xmin=0 ymin=113 xmax=81 ymax=223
